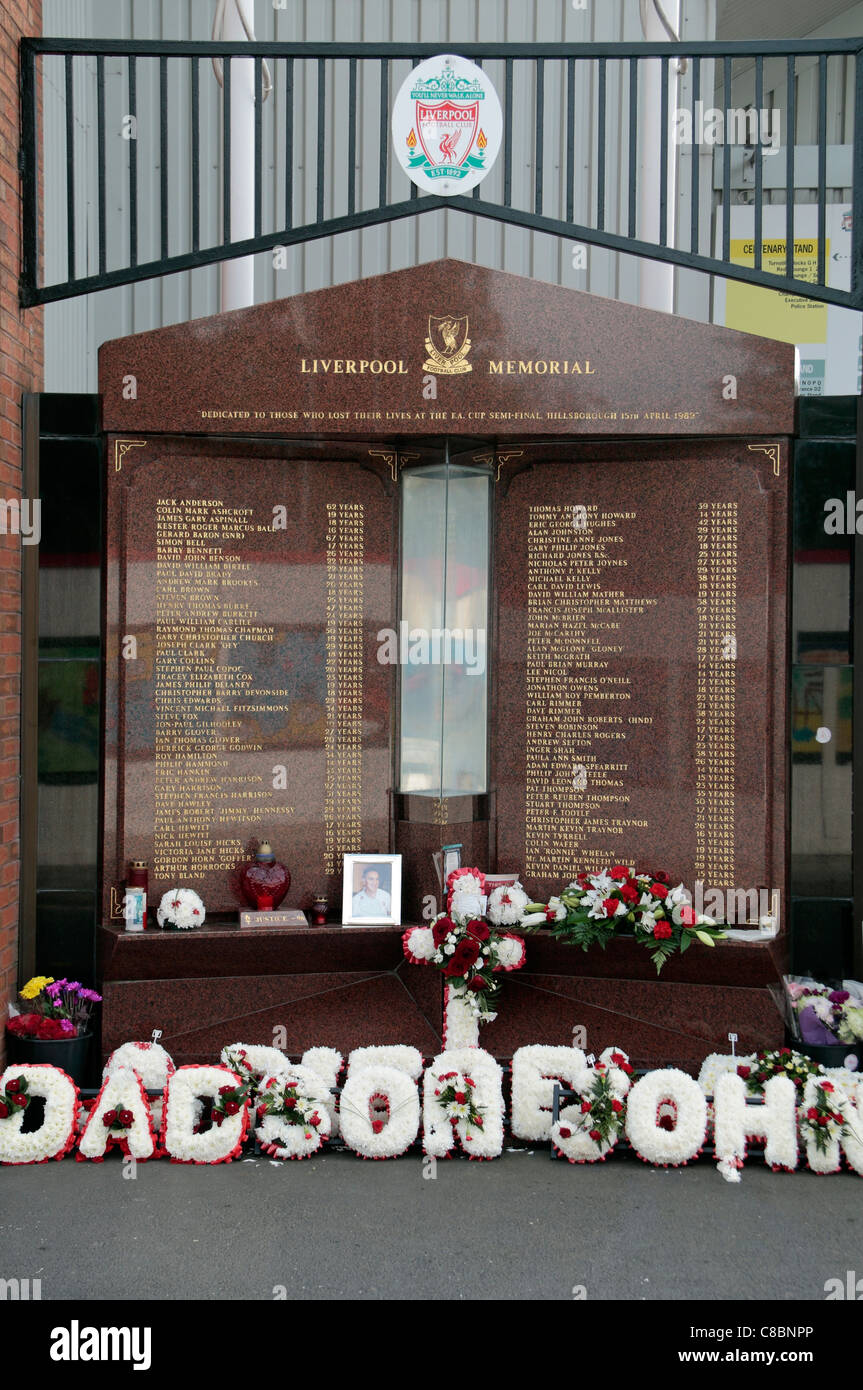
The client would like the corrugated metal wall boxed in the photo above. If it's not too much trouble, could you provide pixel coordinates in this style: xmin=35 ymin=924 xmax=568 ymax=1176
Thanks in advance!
xmin=41 ymin=0 xmax=857 ymax=390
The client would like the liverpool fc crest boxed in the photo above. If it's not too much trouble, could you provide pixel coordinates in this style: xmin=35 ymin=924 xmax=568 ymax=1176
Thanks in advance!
xmin=423 ymin=314 xmax=472 ymax=375
xmin=392 ymin=54 xmax=502 ymax=197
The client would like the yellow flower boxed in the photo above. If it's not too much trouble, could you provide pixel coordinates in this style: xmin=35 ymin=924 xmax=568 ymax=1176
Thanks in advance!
xmin=20 ymin=975 xmax=54 ymax=999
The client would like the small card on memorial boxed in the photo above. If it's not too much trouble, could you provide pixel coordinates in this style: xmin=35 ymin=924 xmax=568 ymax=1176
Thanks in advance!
xmin=239 ymin=909 xmax=309 ymax=929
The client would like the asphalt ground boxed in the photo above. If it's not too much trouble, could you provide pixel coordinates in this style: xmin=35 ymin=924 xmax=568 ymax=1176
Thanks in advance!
xmin=1 ymin=1144 xmax=860 ymax=1303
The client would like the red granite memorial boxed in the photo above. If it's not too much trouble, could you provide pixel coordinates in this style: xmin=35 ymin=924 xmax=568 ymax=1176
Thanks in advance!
xmin=98 ymin=259 xmax=794 ymax=1069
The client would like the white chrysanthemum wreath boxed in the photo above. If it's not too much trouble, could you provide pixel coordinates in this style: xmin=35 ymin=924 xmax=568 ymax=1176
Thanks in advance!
xmin=625 ymin=1067 xmax=708 ymax=1167
xmin=156 ymin=887 xmax=206 ymax=931
xmin=161 ymin=1064 xmax=250 ymax=1164
xmin=338 ymin=1063 xmax=421 ymax=1159
xmin=0 ymin=1063 xmax=80 ymax=1166
xmin=255 ymin=1066 xmax=333 ymax=1160
xmin=423 ymin=1047 xmax=505 ymax=1159
xmin=713 ymin=1071 xmax=798 ymax=1182
xmin=78 ymin=1066 xmax=160 ymax=1162
xmin=550 ymin=1048 xmax=634 ymax=1164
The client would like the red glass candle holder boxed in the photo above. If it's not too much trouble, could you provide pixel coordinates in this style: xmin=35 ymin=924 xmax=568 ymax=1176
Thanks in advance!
xmin=240 ymin=842 xmax=290 ymax=911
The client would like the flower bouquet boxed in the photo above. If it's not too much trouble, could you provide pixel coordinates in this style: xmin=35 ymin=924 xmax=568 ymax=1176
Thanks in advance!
xmin=5 ymin=976 xmax=101 ymax=1084
xmin=519 ymin=866 xmax=726 ymax=974
xmin=7 ymin=976 xmax=101 ymax=1040
xmin=156 ymin=887 xmax=206 ymax=931
xmin=783 ymin=975 xmax=863 ymax=1067
xmin=735 ymin=1047 xmax=826 ymax=1096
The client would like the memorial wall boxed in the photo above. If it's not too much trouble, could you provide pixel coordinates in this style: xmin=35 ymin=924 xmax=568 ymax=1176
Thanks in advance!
xmin=493 ymin=439 xmax=786 ymax=903
xmin=99 ymin=258 xmax=794 ymax=1018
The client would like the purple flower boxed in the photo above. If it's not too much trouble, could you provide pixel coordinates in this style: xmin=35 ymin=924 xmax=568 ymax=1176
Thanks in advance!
xmin=60 ymin=1019 xmax=75 ymax=1034
xmin=829 ymin=990 xmax=850 ymax=1005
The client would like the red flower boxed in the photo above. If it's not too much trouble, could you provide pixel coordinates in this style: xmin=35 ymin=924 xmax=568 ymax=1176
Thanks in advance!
xmin=285 ymin=1098 xmax=296 ymax=1109
xmin=678 ymin=905 xmax=697 ymax=927
xmin=224 ymin=1100 xmax=240 ymax=1116
xmin=12 ymin=1094 xmax=27 ymax=1109
xmin=119 ymin=1110 xmax=134 ymax=1127
xmin=6 ymin=1078 xmax=20 ymax=1094
xmin=610 ymin=1051 xmax=627 ymax=1066
xmin=581 ymin=1100 xmax=592 ymax=1114
xmin=103 ymin=1110 xmax=117 ymax=1127
xmin=213 ymin=1112 xmax=224 ymax=1126
xmin=465 ymin=919 xmax=490 ymax=942
xmin=619 ymin=884 xmax=639 ymax=905
xmin=620 ymin=1062 xmax=634 ymax=1076
xmin=806 ymin=1107 xmax=819 ymax=1121
xmin=602 ymin=897 xmax=619 ymax=918
xmin=439 ymin=1072 xmax=457 ymax=1080
xmin=610 ymin=865 xmax=630 ymax=879
xmin=219 ymin=1085 xmax=233 ymax=1096
xmin=589 ymin=1128 xmax=601 ymax=1142
xmin=737 ymin=1065 xmax=751 ymax=1079
xmin=468 ymin=975 xmax=486 ymax=992
xmin=650 ymin=882 xmax=669 ymax=899
xmin=822 ymin=1082 xmax=834 ymax=1093
xmin=611 ymin=1099 xmax=623 ymax=1114
xmin=651 ymin=871 xmax=671 ymax=885
xmin=473 ymin=1116 xmax=483 ymax=1128
xmin=371 ymin=1120 xmax=384 ymax=1134
xmin=310 ymin=1113 xmax=320 ymax=1127
xmin=653 ymin=922 xmax=673 ymax=940
xmin=0 ymin=1102 xmax=7 ymax=1119
xmin=558 ymin=1126 xmax=571 ymax=1139
xmin=432 ymin=916 xmax=455 ymax=948
xmin=818 ymin=1116 xmax=829 ymax=1126
xmin=455 ymin=1091 xmax=467 ymax=1104
xmin=444 ymin=938 xmax=480 ymax=977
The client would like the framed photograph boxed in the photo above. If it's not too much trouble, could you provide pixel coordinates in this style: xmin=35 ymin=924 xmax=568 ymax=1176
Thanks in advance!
xmin=342 ymin=853 xmax=402 ymax=926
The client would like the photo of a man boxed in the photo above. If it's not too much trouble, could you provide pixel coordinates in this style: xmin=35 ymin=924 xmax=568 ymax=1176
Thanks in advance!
xmin=351 ymin=864 xmax=392 ymax=918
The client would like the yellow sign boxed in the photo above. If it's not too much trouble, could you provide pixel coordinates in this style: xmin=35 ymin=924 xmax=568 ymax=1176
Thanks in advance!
xmin=724 ymin=237 xmax=827 ymax=343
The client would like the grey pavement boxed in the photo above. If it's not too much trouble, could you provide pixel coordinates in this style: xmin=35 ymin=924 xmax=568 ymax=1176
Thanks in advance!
xmin=1 ymin=1148 xmax=861 ymax=1301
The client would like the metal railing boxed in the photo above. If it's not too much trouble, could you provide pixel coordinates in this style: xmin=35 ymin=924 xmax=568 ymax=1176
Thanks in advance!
xmin=18 ymin=37 xmax=863 ymax=308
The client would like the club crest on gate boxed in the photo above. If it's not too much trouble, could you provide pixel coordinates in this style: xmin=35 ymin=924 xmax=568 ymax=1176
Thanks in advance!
xmin=393 ymin=54 xmax=502 ymax=197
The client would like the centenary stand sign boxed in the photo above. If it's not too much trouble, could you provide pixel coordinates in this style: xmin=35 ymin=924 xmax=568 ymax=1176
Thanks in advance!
xmin=1 ymin=1033 xmax=861 ymax=1180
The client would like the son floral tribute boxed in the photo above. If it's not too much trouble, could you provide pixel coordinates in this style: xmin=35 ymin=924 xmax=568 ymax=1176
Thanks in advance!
xmin=520 ymin=866 xmax=727 ymax=973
